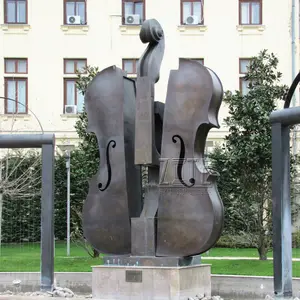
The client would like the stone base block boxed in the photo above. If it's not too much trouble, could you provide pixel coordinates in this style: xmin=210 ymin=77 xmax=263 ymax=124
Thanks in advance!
xmin=92 ymin=264 xmax=211 ymax=300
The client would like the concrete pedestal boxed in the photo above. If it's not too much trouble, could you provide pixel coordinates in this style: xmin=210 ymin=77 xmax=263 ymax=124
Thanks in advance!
xmin=92 ymin=264 xmax=211 ymax=300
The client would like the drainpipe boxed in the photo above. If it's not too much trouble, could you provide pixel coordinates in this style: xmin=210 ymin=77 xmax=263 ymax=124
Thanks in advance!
xmin=291 ymin=0 xmax=297 ymax=154
xmin=291 ymin=0 xmax=297 ymax=155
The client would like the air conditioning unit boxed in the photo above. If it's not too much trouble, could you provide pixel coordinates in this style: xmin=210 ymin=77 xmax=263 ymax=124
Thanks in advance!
xmin=185 ymin=15 xmax=199 ymax=25
xmin=65 ymin=105 xmax=77 ymax=114
xmin=67 ymin=15 xmax=81 ymax=25
xmin=125 ymin=14 xmax=140 ymax=25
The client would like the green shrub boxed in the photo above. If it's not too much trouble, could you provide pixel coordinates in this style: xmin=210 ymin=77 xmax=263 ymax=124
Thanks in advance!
xmin=216 ymin=234 xmax=255 ymax=248
xmin=292 ymin=231 xmax=300 ymax=248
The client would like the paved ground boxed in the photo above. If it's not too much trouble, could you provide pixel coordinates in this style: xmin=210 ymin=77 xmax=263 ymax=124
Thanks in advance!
xmin=0 ymin=292 xmax=90 ymax=299
xmin=0 ymin=297 xmax=88 ymax=299
xmin=201 ymin=256 xmax=300 ymax=261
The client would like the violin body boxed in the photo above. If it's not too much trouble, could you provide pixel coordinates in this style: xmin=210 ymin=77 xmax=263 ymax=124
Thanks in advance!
xmin=156 ymin=59 xmax=224 ymax=257
xmin=82 ymin=66 xmax=142 ymax=255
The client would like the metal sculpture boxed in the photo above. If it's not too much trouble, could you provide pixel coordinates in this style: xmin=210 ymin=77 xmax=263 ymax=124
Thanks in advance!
xmin=83 ymin=18 xmax=224 ymax=264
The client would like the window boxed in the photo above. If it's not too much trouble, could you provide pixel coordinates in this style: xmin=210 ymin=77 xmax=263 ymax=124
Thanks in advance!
xmin=4 ymin=58 xmax=28 ymax=114
xmin=239 ymin=58 xmax=251 ymax=96
xmin=181 ymin=58 xmax=204 ymax=65
xmin=64 ymin=79 xmax=84 ymax=113
xmin=4 ymin=0 xmax=27 ymax=24
xmin=122 ymin=59 xmax=138 ymax=76
xmin=239 ymin=0 xmax=262 ymax=25
xmin=63 ymin=59 xmax=87 ymax=114
xmin=181 ymin=0 xmax=203 ymax=25
xmin=5 ymin=58 xmax=27 ymax=74
xmin=64 ymin=59 xmax=87 ymax=74
xmin=122 ymin=0 xmax=145 ymax=25
xmin=64 ymin=0 xmax=86 ymax=25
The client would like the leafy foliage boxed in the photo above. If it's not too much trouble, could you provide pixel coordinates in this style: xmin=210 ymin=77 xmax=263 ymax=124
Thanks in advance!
xmin=209 ymin=50 xmax=296 ymax=260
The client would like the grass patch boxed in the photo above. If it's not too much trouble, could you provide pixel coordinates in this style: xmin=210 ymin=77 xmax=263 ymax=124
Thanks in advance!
xmin=0 ymin=242 xmax=299 ymax=275
xmin=205 ymin=259 xmax=300 ymax=277
xmin=204 ymin=247 xmax=300 ymax=258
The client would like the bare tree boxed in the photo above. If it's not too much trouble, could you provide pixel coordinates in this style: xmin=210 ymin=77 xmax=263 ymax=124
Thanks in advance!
xmin=0 ymin=96 xmax=43 ymax=251
xmin=0 ymin=149 xmax=42 ymax=250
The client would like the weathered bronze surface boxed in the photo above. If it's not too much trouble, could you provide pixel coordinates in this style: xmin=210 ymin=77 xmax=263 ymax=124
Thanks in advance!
xmin=82 ymin=66 xmax=142 ymax=254
xmin=135 ymin=18 xmax=165 ymax=166
xmin=156 ymin=60 xmax=224 ymax=256
xmin=131 ymin=19 xmax=165 ymax=256
xmin=82 ymin=18 xmax=224 ymax=262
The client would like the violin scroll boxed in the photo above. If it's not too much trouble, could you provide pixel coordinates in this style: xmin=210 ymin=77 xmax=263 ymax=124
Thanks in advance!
xmin=138 ymin=19 xmax=165 ymax=83
xmin=139 ymin=19 xmax=164 ymax=44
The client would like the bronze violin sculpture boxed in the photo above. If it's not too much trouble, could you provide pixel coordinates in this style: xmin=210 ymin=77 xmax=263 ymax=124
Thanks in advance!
xmin=83 ymin=18 xmax=224 ymax=264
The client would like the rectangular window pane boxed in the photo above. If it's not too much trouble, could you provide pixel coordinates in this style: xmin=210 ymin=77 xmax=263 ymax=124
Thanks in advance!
xmin=124 ymin=2 xmax=134 ymax=15
xmin=5 ymin=60 xmax=16 ymax=73
xmin=76 ymin=60 xmax=86 ymax=73
xmin=7 ymin=80 xmax=16 ymax=113
xmin=66 ymin=81 xmax=76 ymax=105
xmin=66 ymin=2 xmax=75 ymax=16
xmin=76 ymin=2 xmax=85 ymax=24
xmin=135 ymin=2 xmax=143 ymax=22
xmin=123 ymin=60 xmax=134 ymax=73
xmin=77 ymin=90 xmax=84 ymax=112
xmin=240 ymin=59 xmax=250 ymax=73
xmin=17 ymin=80 xmax=26 ymax=113
xmin=193 ymin=2 xmax=202 ymax=21
xmin=18 ymin=60 xmax=27 ymax=73
xmin=183 ymin=2 xmax=192 ymax=22
xmin=65 ymin=60 xmax=75 ymax=73
xmin=251 ymin=2 xmax=260 ymax=24
xmin=16 ymin=1 xmax=26 ymax=23
xmin=6 ymin=1 xmax=16 ymax=23
xmin=241 ymin=2 xmax=250 ymax=24
xmin=242 ymin=79 xmax=249 ymax=95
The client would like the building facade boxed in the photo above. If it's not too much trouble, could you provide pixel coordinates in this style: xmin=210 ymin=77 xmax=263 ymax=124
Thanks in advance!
xmin=0 ymin=0 xmax=297 ymax=150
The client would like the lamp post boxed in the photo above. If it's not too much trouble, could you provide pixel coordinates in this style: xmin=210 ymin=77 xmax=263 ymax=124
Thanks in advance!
xmin=66 ymin=149 xmax=71 ymax=256
xmin=57 ymin=144 xmax=74 ymax=256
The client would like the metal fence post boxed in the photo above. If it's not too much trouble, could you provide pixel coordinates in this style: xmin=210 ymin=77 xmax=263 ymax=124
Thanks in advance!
xmin=271 ymin=123 xmax=293 ymax=298
xmin=0 ymin=134 xmax=55 ymax=292
xmin=40 ymin=143 xmax=55 ymax=291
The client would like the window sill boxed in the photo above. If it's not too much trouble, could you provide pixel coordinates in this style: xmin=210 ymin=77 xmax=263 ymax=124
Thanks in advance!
xmin=60 ymin=24 xmax=89 ymax=35
xmin=0 ymin=23 xmax=31 ymax=34
xmin=119 ymin=25 xmax=141 ymax=35
xmin=61 ymin=114 xmax=80 ymax=120
xmin=177 ymin=25 xmax=207 ymax=35
xmin=236 ymin=24 xmax=265 ymax=35
xmin=2 ymin=114 xmax=31 ymax=121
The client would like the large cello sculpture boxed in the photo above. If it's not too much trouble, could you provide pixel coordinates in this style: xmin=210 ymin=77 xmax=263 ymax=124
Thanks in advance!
xmin=83 ymin=19 xmax=224 ymax=264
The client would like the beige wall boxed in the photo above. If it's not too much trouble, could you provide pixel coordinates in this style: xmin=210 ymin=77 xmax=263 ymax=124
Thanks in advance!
xmin=0 ymin=0 xmax=297 ymax=147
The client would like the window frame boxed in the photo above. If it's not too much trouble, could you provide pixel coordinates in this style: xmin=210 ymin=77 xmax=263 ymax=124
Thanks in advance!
xmin=239 ymin=58 xmax=251 ymax=95
xmin=64 ymin=0 xmax=87 ymax=25
xmin=180 ymin=0 xmax=204 ymax=25
xmin=181 ymin=58 xmax=204 ymax=65
xmin=4 ymin=58 xmax=28 ymax=74
xmin=122 ymin=0 xmax=145 ymax=25
xmin=122 ymin=58 xmax=139 ymax=75
xmin=63 ymin=78 xmax=84 ymax=114
xmin=239 ymin=0 xmax=262 ymax=25
xmin=4 ymin=0 xmax=28 ymax=24
xmin=4 ymin=77 xmax=28 ymax=114
xmin=64 ymin=58 xmax=87 ymax=74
